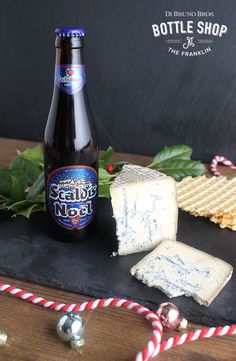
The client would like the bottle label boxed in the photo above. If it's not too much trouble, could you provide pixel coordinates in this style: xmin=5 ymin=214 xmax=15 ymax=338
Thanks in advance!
xmin=55 ymin=64 xmax=86 ymax=95
xmin=47 ymin=166 xmax=97 ymax=230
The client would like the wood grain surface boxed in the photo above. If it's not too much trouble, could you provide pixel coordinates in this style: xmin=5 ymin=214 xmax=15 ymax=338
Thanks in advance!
xmin=0 ymin=138 xmax=235 ymax=361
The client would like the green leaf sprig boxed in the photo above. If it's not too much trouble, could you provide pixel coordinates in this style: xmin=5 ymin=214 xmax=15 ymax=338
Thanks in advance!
xmin=0 ymin=145 xmax=45 ymax=218
xmin=0 ymin=144 xmax=206 ymax=218
xmin=147 ymin=144 xmax=206 ymax=181
xmin=99 ymin=144 xmax=206 ymax=195
xmin=99 ymin=147 xmax=116 ymax=197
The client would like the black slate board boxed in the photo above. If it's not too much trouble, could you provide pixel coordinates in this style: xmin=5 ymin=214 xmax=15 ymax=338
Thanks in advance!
xmin=0 ymin=198 xmax=235 ymax=326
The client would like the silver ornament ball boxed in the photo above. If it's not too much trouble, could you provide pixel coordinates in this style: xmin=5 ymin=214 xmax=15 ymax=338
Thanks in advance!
xmin=56 ymin=312 xmax=84 ymax=349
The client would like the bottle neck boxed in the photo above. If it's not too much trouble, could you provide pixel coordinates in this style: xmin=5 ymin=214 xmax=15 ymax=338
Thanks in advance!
xmin=53 ymin=46 xmax=86 ymax=96
xmin=55 ymin=47 xmax=84 ymax=66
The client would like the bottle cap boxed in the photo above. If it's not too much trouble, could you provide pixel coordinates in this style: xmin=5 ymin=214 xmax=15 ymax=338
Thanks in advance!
xmin=55 ymin=27 xmax=85 ymax=37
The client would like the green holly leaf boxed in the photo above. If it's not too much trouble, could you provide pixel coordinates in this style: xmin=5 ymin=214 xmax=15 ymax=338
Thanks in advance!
xmin=12 ymin=203 xmax=45 ymax=218
xmin=26 ymin=171 xmax=44 ymax=199
xmin=31 ymin=191 xmax=45 ymax=203
xmin=113 ymin=160 xmax=129 ymax=171
xmin=99 ymin=168 xmax=115 ymax=183
xmin=20 ymin=144 xmax=43 ymax=162
xmin=99 ymin=183 xmax=111 ymax=197
xmin=8 ymin=199 xmax=46 ymax=218
xmin=99 ymin=159 xmax=107 ymax=168
xmin=0 ymin=168 xmax=12 ymax=197
xmin=0 ymin=194 xmax=10 ymax=210
xmin=153 ymin=144 xmax=192 ymax=165
xmin=13 ymin=204 xmax=39 ymax=218
xmin=0 ymin=202 xmax=9 ymax=210
xmin=8 ymin=200 xmax=34 ymax=212
xmin=101 ymin=146 xmax=113 ymax=163
xmin=10 ymin=157 xmax=42 ymax=188
xmin=0 ymin=194 xmax=9 ymax=203
xmin=156 ymin=159 xmax=206 ymax=181
xmin=10 ymin=175 xmax=26 ymax=203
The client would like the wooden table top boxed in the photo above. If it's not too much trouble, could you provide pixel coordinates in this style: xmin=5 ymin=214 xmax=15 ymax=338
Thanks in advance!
xmin=0 ymin=137 xmax=235 ymax=361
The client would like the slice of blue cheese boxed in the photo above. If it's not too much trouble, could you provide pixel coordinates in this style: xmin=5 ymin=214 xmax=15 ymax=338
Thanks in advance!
xmin=110 ymin=164 xmax=178 ymax=255
xmin=130 ymin=239 xmax=233 ymax=306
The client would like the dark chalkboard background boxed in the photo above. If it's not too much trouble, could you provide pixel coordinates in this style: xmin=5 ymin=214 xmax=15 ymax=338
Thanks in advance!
xmin=0 ymin=0 xmax=236 ymax=162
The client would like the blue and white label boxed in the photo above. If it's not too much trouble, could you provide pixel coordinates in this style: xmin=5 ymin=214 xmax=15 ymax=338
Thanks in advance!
xmin=55 ymin=64 xmax=86 ymax=94
xmin=47 ymin=166 xmax=97 ymax=230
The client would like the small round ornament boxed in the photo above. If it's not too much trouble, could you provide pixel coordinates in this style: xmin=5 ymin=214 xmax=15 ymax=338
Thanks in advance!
xmin=157 ymin=302 xmax=188 ymax=330
xmin=56 ymin=312 xmax=84 ymax=349
xmin=0 ymin=330 xmax=7 ymax=346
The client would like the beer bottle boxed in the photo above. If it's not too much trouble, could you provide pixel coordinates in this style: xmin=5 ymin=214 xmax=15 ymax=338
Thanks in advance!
xmin=43 ymin=27 xmax=98 ymax=241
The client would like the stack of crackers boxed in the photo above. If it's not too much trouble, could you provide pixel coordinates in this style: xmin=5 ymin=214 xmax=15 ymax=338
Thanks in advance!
xmin=176 ymin=176 xmax=236 ymax=230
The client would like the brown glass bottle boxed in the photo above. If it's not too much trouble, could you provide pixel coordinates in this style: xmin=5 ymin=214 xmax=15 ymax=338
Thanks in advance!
xmin=43 ymin=27 xmax=98 ymax=241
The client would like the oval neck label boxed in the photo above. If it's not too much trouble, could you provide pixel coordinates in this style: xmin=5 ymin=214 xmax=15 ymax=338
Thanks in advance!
xmin=47 ymin=166 xmax=97 ymax=230
xmin=55 ymin=64 xmax=86 ymax=95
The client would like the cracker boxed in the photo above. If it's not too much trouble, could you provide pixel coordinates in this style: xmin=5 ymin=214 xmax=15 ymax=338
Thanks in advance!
xmin=211 ymin=208 xmax=236 ymax=231
xmin=176 ymin=176 xmax=236 ymax=230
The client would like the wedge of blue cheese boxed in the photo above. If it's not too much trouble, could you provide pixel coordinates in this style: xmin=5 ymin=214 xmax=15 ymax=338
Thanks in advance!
xmin=110 ymin=164 xmax=178 ymax=255
xmin=130 ymin=239 xmax=233 ymax=306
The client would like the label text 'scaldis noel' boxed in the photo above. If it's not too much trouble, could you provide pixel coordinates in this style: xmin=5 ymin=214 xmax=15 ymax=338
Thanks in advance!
xmin=49 ymin=183 xmax=97 ymax=202
xmin=152 ymin=21 xmax=227 ymax=38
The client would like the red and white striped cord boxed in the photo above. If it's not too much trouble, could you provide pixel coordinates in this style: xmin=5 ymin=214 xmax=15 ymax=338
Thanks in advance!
xmin=211 ymin=156 xmax=236 ymax=177
xmin=0 ymin=282 xmax=236 ymax=361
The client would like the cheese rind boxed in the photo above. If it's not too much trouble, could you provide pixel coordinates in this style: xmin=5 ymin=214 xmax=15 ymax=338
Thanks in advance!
xmin=110 ymin=165 xmax=178 ymax=255
xmin=130 ymin=239 xmax=233 ymax=306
